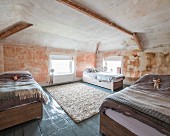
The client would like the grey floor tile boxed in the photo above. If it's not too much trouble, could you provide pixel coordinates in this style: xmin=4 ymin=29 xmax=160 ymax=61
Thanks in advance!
xmin=14 ymin=125 xmax=23 ymax=136
xmin=23 ymin=121 xmax=41 ymax=136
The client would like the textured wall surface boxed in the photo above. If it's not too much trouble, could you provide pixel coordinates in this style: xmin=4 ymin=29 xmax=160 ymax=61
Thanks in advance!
xmin=76 ymin=52 xmax=96 ymax=77
xmin=96 ymin=48 xmax=170 ymax=84
xmin=0 ymin=44 xmax=4 ymax=72
xmin=3 ymin=44 xmax=48 ymax=83
xmin=2 ymin=44 xmax=96 ymax=83
xmin=2 ymin=43 xmax=169 ymax=85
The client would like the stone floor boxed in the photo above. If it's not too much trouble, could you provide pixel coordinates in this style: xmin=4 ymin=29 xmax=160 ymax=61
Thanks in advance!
xmin=0 ymin=82 xmax=128 ymax=136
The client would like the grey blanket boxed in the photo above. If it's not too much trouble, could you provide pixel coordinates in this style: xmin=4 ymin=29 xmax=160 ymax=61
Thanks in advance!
xmin=101 ymin=74 xmax=170 ymax=125
xmin=0 ymin=71 xmax=48 ymax=104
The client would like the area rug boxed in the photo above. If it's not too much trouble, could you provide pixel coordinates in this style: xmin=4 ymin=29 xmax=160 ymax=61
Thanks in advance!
xmin=46 ymin=82 xmax=110 ymax=123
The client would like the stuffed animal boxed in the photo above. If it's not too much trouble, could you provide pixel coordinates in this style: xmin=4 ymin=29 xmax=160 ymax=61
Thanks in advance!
xmin=152 ymin=78 xmax=161 ymax=89
xmin=13 ymin=75 xmax=19 ymax=81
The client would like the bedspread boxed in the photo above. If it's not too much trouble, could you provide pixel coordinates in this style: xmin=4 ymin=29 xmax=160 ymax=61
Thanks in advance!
xmin=83 ymin=71 xmax=125 ymax=82
xmin=96 ymin=72 xmax=124 ymax=82
xmin=0 ymin=71 xmax=48 ymax=104
xmin=100 ymin=74 xmax=170 ymax=135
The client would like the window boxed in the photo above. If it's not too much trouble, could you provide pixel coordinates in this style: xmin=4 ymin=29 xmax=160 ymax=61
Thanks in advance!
xmin=103 ymin=56 xmax=122 ymax=74
xmin=50 ymin=55 xmax=74 ymax=75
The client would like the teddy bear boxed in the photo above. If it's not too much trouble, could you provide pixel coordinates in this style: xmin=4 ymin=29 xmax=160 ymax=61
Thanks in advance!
xmin=13 ymin=75 xmax=19 ymax=81
xmin=152 ymin=78 xmax=161 ymax=89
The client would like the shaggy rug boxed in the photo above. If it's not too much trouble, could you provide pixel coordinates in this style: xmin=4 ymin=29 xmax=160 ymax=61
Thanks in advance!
xmin=46 ymin=82 xmax=110 ymax=123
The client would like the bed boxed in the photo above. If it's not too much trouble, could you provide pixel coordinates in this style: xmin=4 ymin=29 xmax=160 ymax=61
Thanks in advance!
xmin=83 ymin=68 xmax=125 ymax=91
xmin=0 ymin=71 xmax=48 ymax=130
xmin=100 ymin=74 xmax=170 ymax=136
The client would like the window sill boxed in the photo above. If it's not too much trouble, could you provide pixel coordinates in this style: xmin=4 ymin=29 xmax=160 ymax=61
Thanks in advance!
xmin=52 ymin=73 xmax=74 ymax=76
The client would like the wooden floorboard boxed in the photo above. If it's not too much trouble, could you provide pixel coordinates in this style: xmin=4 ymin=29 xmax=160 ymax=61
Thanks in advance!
xmin=0 ymin=82 xmax=127 ymax=136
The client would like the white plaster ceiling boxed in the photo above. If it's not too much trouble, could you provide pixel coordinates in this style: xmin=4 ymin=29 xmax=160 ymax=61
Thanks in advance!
xmin=0 ymin=0 xmax=170 ymax=52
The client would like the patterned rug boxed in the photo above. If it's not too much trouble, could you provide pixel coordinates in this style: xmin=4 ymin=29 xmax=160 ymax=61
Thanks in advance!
xmin=46 ymin=82 xmax=110 ymax=123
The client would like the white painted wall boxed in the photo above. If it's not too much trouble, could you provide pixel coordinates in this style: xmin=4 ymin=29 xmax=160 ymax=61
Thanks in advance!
xmin=53 ymin=73 xmax=74 ymax=84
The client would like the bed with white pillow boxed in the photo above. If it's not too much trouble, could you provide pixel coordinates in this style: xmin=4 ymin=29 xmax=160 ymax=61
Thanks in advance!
xmin=83 ymin=68 xmax=125 ymax=91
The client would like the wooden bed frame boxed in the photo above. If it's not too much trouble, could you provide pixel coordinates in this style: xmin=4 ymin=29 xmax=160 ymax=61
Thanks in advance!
xmin=83 ymin=76 xmax=123 ymax=91
xmin=0 ymin=102 xmax=42 ymax=130
xmin=100 ymin=112 xmax=170 ymax=136
xmin=100 ymin=113 xmax=136 ymax=136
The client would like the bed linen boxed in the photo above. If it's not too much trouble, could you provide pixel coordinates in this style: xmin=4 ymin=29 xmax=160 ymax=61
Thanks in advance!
xmin=96 ymin=72 xmax=124 ymax=82
xmin=83 ymin=69 xmax=125 ymax=82
xmin=0 ymin=71 xmax=48 ymax=111
xmin=83 ymin=72 xmax=98 ymax=79
xmin=100 ymin=74 xmax=170 ymax=135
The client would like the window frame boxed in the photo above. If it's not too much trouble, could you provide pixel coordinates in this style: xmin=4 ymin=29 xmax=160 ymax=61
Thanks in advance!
xmin=50 ymin=55 xmax=74 ymax=75
xmin=103 ymin=56 xmax=122 ymax=74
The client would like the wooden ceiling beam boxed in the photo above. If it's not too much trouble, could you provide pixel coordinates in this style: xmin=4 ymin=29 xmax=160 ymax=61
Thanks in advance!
xmin=57 ymin=0 xmax=143 ymax=51
xmin=95 ymin=42 xmax=100 ymax=54
xmin=0 ymin=21 xmax=33 ymax=40
xmin=133 ymin=33 xmax=143 ymax=51
xmin=56 ymin=0 xmax=133 ymax=36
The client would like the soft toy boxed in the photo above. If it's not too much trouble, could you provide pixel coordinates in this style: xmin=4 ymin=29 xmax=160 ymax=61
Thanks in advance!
xmin=152 ymin=78 xmax=161 ymax=89
xmin=13 ymin=75 xmax=19 ymax=81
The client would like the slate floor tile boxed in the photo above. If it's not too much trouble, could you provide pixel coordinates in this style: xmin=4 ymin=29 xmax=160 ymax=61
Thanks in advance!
xmin=38 ymin=119 xmax=57 ymax=136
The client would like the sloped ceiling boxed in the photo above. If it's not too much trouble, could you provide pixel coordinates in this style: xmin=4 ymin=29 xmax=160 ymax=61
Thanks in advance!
xmin=0 ymin=0 xmax=170 ymax=52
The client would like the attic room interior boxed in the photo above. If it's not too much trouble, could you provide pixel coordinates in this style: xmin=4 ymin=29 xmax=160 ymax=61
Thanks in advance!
xmin=0 ymin=0 xmax=170 ymax=136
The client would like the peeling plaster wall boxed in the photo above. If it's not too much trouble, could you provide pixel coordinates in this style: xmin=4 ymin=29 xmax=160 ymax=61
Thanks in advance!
xmin=2 ymin=42 xmax=169 ymax=85
xmin=96 ymin=47 xmax=170 ymax=85
xmin=76 ymin=51 xmax=96 ymax=77
xmin=3 ymin=44 xmax=96 ymax=84
xmin=3 ymin=44 xmax=48 ymax=83
xmin=0 ymin=43 xmax=4 ymax=72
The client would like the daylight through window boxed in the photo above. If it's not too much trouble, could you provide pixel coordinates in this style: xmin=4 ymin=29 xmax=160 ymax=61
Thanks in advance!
xmin=103 ymin=56 xmax=122 ymax=74
xmin=50 ymin=55 xmax=74 ymax=75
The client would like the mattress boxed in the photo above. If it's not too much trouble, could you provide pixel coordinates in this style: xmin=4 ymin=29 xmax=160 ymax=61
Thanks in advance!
xmin=105 ymin=109 xmax=165 ymax=136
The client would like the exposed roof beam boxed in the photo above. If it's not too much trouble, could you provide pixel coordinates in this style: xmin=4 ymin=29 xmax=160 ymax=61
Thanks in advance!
xmin=133 ymin=33 xmax=143 ymax=51
xmin=95 ymin=42 xmax=100 ymax=54
xmin=57 ymin=0 xmax=143 ymax=51
xmin=0 ymin=21 xmax=33 ymax=40
xmin=57 ymin=0 xmax=133 ymax=36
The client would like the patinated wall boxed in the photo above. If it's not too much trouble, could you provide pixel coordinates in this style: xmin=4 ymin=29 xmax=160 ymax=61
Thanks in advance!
xmin=3 ymin=44 xmax=48 ymax=83
xmin=3 ymin=42 xmax=169 ymax=85
xmin=96 ymin=48 xmax=170 ymax=84
xmin=3 ymin=44 xmax=96 ymax=83
xmin=0 ymin=43 xmax=4 ymax=72
xmin=76 ymin=51 xmax=96 ymax=77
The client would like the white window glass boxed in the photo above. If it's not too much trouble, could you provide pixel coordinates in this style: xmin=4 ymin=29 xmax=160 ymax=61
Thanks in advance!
xmin=103 ymin=56 xmax=122 ymax=74
xmin=51 ymin=59 xmax=74 ymax=75
xmin=106 ymin=60 xmax=121 ymax=74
